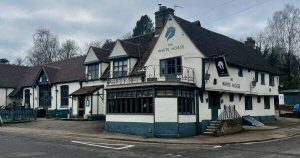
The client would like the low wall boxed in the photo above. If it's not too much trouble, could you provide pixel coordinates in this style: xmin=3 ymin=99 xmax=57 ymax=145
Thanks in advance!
xmin=217 ymin=120 xmax=243 ymax=136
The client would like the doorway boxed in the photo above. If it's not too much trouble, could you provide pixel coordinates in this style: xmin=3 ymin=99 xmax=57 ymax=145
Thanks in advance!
xmin=208 ymin=91 xmax=221 ymax=120
xmin=78 ymin=96 xmax=85 ymax=118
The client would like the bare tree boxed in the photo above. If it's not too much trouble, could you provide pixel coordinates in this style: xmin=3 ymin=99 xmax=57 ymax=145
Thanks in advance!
xmin=266 ymin=4 xmax=300 ymax=55
xmin=85 ymin=38 xmax=112 ymax=50
xmin=122 ymin=32 xmax=132 ymax=39
xmin=254 ymin=4 xmax=300 ymax=89
xmin=58 ymin=39 xmax=79 ymax=60
xmin=14 ymin=57 xmax=25 ymax=66
xmin=27 ymin=27 xmax=59 ymax=66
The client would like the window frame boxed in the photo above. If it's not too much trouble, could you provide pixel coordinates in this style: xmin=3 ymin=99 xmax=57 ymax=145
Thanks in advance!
xmin=257 ymin=96 xmax=261 ymax=103
xmin=177 ymin=89 xmax=195 ymax=115
xmin=160 ymin=56 xmax=182 ymax=76
xmin=87 ymin=63 xmax=99 ymax=80
xmin=269 ymin=75 xmax=274 ymax=86
xmin=255 ymin=72 xmax=259 ymax=82
xmin=245 ymin=96 xmax=253 ymax=110
xmin=238 ymin=68 xmax=243 ymax=77
xmin=264 ymin=96 xmax=270 ymax=109
xmin=113 ymin=58 xmax=128 ymax=78
xmin=261 ymin=73 xmax=265 ymax=85
xmin=60 ymin=85 xmax=69 ymax=107
xmin=229 ymin=93 xmax=234 ymax=102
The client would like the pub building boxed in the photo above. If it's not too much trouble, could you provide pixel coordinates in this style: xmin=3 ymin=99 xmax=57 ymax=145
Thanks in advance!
xmin=0 ymin=6 xmax=278 ymax=137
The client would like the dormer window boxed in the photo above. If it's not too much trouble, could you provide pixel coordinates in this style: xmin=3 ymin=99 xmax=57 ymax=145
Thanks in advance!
xmin=113 ymin=59 xmax=128 ymax=77
xmin=39 ymin=72 xmax=48 ymax=83
xmin=87 ymin=64 xmax=99 ymax=80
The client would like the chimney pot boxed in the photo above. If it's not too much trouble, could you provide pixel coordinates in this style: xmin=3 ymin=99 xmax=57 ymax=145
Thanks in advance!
xmin=244 ymin=37 xmax=256 ymax=48
xmin=154 ymin=5 xmax=175 ymax=34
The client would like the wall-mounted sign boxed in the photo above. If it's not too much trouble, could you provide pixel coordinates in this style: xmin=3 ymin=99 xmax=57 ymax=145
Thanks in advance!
xmin=86 ymin=99 xmax=90 ymax=107
xmin=165 ymin=26 xmax=176 ymax=41
xmin=214 ymin=56 xmax=229 ymax=77
xmin=279 ymin=94 xmax=284 ymax=105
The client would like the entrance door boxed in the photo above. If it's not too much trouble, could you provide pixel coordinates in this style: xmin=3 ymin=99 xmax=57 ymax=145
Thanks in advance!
xmin=39 ymin=85 xmax=51 ymax=108
xmin=160 ymin=57 xmax=182 ymax=81
xmin=208 ymin=91 xmax=221 ymax=120
xmin=78 ymin=96 xmax=85 ymax=118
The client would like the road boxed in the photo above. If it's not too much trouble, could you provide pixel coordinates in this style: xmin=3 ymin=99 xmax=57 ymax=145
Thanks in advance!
xmin=0 ymin=130 xmax=300 ymax=158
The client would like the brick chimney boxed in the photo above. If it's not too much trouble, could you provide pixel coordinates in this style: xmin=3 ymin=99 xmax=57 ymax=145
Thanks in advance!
xmin=244 ymin=37 xmax=256 ymax=48
xmin=155 ymin=4 xmax=175 ymax=34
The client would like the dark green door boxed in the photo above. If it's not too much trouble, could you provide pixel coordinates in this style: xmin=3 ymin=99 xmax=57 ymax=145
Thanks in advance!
xmin=209 ymin=91 xmax=221 ymax=120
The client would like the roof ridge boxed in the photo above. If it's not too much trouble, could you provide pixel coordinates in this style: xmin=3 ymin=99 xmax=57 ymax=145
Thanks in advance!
xmin=119 ymin=39 xmax=141 ymax=46
xmin=43 ymin=55 xmax=87 ymax=65
xmin=43 ymin=65 xmax=60 ymax=69
xmin=91 ymin=46 xmax=112 ymax=53
xmin=126 ymin=31 xmax=155 ymax=40
xmin=0 ymin=63 xmax=30 ymax=68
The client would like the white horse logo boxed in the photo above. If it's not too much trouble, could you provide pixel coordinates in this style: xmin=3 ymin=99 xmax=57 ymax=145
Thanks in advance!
xmin=218 ymin=61 xmax=224 ymax=70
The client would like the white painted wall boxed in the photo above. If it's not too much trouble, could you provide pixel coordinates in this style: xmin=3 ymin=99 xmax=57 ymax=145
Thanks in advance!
xmin=129 ymin=58 xmax=137 ymax=71
xmin=84 ymin=48 xmax=99 ymax=64
xmin=155 ymin=98 xmax=177 ymax=122
xmin=22 ymin=82 xmax=81 ymax=115
xmin=0 ymin=88 xmax=18 ymax=106
xmin=199 ymin=92 xmax=275 ymax=121
xmin=109 ymin=41 xmax=127 ymax=58
xmin=106 ymin=115 xmax=154 ymax=123
xmin=178 ymin=115 xmax=196 ymax=123
xmin=144 ymin=16 xmax=204 ymax=86
xmin=49 ymin=82 xmax=81 ymax=110
xmin=205 ymin=62 xmax=279 ymax=96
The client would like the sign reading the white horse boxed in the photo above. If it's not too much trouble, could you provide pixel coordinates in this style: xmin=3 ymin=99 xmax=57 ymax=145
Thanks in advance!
xmin=214 ymin=56 xmax=229 ymax=77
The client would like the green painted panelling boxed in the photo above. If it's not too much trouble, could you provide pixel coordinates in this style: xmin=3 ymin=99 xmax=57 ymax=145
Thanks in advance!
xmin=47 ymin=109 xmax=70 ymax=118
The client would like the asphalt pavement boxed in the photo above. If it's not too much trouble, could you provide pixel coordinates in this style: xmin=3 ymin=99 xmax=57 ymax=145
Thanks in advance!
xmin=1 ymin=129 xmax=300 ymax=158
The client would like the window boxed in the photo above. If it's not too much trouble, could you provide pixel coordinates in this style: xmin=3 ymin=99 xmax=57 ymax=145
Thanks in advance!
xmin=238 ymin=68 xmax=243 ymax=77
xmin=60 ymin=85 xmax=69 ymax=106
xmin=87 ymin=64 xmax=99 ymax=80
xmin=245 ymin=96 xmax=252 ymax=110
xmin=255 ymin=72 xmax=259 ymax=82
xmin=113 ymin=59 xmax=128 ymax=77
xmin=261 ymin=73 xmax=265 ymax=85
xmin=107 ymin=89 xmax=153 ymax=114
xmin=257 ymin=96 xmax=261 ymax=103
xmin=229 ymin=93 xmax=234 ymax=102
xmin=178 ymin=90 xmax=195 ymax=115
xmin=264 ymin=96 xmax=270 ymax=109
xmin=156 ymin=89 xmax=176 ymax=97
xmin=269 ymin=75 xmax=274 ymax=86
xmin=25 ymin=89 xmax=30 ymax=108
xmin=160 ymin=57 xmax=182 ymax=77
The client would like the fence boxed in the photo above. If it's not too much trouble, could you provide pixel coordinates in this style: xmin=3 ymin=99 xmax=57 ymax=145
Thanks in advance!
xmin=218 ymin=105 xmax=241 ymax=121
xmin=0 ymin=109 xmax=37 ymax=123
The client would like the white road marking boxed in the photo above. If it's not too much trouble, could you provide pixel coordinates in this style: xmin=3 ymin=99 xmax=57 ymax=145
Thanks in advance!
xmin=163 ymin=153 xmax=182 ymax=157
xmin=242 ymin=142 xmax=255 ymax=145
xmin=71 ymin=141 xmax=135 ymax=150
xmin=213 ymin=145 xmax=222 ymax=148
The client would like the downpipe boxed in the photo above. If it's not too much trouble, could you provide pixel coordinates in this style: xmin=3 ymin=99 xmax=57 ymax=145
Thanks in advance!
xmin=0 ymin=115 xmax=3 ymax=126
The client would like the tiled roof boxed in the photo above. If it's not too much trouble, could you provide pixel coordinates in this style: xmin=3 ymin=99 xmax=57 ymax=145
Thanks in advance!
xmin=91 ymin=46 xmax=111 ymax=63
xmin=18 ymin=55 xmax=87 ymax=88
xmin=70 ymin=85 xmax=103 ymax=96
xmin=100 ymin=32 xmax=158 ymax=78
xmin=174 ymin=16 xmax=279 ymax=74
xmin=0 ymin=64 xmax=29 ymax=88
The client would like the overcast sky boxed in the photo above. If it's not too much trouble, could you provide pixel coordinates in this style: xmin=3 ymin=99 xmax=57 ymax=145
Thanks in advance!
xmin=1 ymin=0 xmax=300 ymax=62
